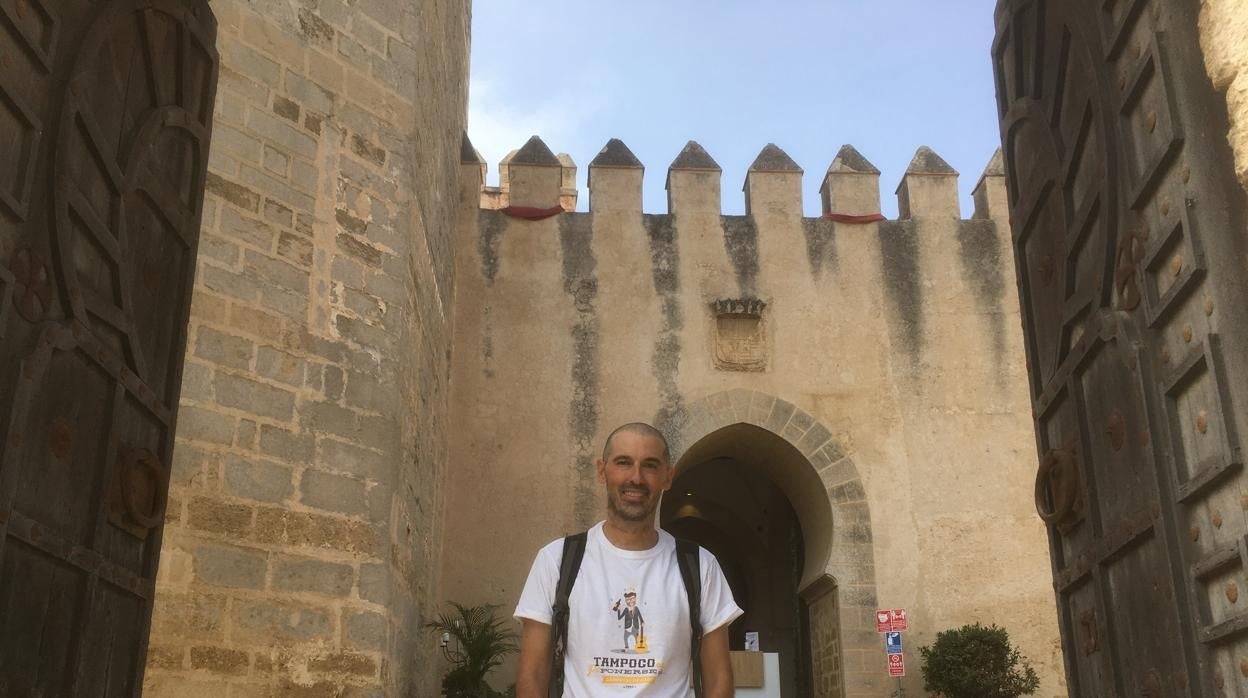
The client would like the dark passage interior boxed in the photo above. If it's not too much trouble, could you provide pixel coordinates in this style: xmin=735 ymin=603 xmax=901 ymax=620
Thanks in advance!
xmin=661 ymin=445 xmax=813 ymax=697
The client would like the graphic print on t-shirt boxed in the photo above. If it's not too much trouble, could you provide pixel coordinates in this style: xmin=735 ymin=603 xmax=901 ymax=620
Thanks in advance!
xmin=588 ymin=586 xmax=666 ymax=686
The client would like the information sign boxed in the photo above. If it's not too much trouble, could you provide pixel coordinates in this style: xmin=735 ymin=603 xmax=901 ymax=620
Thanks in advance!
xmin=875 ymin=610 xmax=892 ymax=633
xmin=890 ymin=608 xmax=908 ymax=631
xmin=887 ymin=653 xmax=905 ymax=677
xmin=885 ymin=631 xmax=902 ymax=654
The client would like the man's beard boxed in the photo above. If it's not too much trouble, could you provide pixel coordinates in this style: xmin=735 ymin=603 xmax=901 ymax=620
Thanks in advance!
xmin=608 ymin=486 xmax=655 ymax=522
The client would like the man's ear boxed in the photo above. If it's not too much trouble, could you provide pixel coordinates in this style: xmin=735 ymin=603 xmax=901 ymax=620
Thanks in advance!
xmin=596 ymin=457 xmax=607 ymax=484
xmin=661 ymin=463 xmax=674 ymax=492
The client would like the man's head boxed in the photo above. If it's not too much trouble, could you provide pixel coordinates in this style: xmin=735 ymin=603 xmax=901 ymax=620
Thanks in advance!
xmin=597 ymin=423 xmax=673 ymax=524
xmin=624 ymin=592 xmax=637 ymax=607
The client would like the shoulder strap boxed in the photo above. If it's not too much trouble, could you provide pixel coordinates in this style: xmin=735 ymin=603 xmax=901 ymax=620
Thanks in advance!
xmin=549 ymin=532 xmax=587 ymax=698
xmin=675 ymin=538 xmax=703 ymax=698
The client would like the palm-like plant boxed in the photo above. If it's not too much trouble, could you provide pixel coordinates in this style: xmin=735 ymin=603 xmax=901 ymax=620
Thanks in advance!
xmin=426 ymin=603 xmax=518 ymax=698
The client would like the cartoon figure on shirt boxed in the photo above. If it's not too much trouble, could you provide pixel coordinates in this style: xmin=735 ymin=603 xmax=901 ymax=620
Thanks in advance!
xmin=611 ymin=590 xmax=647 ymax=653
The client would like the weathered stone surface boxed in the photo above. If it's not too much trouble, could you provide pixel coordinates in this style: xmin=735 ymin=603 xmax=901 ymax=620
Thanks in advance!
xmin=194 ymin=544 xmax=267 ymax=589
xmin=300 ymin=469 xmax=369 ymax=516
xmin=223 ymin=454 xmax=294 ymax=503
xmin=273 ymin=557 xmax=354 ymax=595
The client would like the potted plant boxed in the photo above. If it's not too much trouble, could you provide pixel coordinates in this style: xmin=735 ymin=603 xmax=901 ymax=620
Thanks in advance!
xmin=919 ymin=623 xmax=1040 ymax=698
xmin=426 ymin=603 xmax=518 ymax=698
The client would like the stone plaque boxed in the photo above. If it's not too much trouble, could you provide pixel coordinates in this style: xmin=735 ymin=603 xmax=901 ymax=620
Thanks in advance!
xmin=713 ymin=298 xmax=767 ymax=372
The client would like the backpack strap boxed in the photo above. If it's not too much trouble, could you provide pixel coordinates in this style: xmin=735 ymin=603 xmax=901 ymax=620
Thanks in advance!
xmin=549 ymin=532 xmax=587 ymax=698
xmin=675 ymin=538 xmax=703 ymax=698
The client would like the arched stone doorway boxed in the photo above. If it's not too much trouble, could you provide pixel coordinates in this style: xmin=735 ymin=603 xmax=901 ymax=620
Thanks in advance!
xmin=660 ymin=390 xmax=877 ymax=698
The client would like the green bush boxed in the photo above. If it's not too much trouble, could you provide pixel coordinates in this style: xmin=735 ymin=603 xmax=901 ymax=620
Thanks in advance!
xmin=919 ymin=623 xmax=1039 ymax=698
xmin=426 ymin=603 xmax=518 ymax=698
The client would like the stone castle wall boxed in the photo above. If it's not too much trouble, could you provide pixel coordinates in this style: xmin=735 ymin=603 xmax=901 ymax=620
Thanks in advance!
xmin=442 ymin=137 xmax=1065 ymax=696
xmin=1200 ymin=0 xmax=1248 ymax=194
xmin=144 ymin=0 xmax=470 ymax=695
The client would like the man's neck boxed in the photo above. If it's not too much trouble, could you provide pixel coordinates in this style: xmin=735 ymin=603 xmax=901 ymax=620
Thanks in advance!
xmin=602 ymin=517 xmax=659 ymax=551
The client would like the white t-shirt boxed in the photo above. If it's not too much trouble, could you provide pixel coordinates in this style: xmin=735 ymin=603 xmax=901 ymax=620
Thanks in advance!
xmin=515 ymin=522 xmax=743 ymax=697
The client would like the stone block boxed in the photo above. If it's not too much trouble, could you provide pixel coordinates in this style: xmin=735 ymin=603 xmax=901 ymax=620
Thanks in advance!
xmin=335 ymin=314 xmax=392 ymax=351
xmin=307 ymin=49 xmax=345 ymax=92
xmin=228 ymin=304 xmax=285 ymax=343
xmin=194 ymin=543 xmax=267 ymax=589
xmin=286 ymin=71 xmax=337 ymax=115
xmin=263 ymin=198 xmax=294 ymax=228
xmin=214 ymin=372 xmax=296 ymax=421
xmin=189 ymin=645 xmax=250 ymax=675
xmin=246 ymin=108 xmax=319 ymax=161
xmin=322 ymin=366 xmax=345 ymax=400
xmin=195 ymin=326 xmax=254 ymax=370
xmin=149 ymin=592 xmax=227 ymax=642
xmin=212 ymin=123 xmax=264 ymax=163
xmin=343 ymin=370 xmax=395 ymax=413
xmin=307 ymin=651 xmax=376 ymax=677
xmin=231 ymin=601 xmax=333 ymax=643
xmin=244 ymin=249 xmax=310 ymax=292
xmin=272 ymin=556 xmax=353 ymax=595
xmin=179 ymin=361 xmax=215 ymax=404
xmin=170 ymin=443 xmax=208 ymax=486
xmin=200 ymin=265 xmax=264 ymax=304
xmin=219 ymin=206 xmax=278 ymax=249
xmin=252 ymin=507 xmax=380 ymax=556
xmin=357 ymin=563 xmax=387 ymax=603
xmin=207 ymin=172 xmax=261 ymax=213
xmin=256 ymin=346 xmax=306 ymax=386
xmin=262 ymin=144 xmax=289 ymax=176
xmin=300 ymin=400 xmax=359 ymax=439
xmin=259 ymin=425 xmax=316 ymax=463
xmin=319 ymin=438 xmax=385 ymax=480
xmin=222 ymin=41 xmax=282 ymax=89
xmin=177 ymin=406 xmax=236 ymax=446
xmin=240 ymin=163 xmax=316 ymax=213
xmin=187 ymin=496 xmax=254 ymax=537
xmin=300 ymin=469 xmax=368 ymax=516
xmin=277 ymin=233 xmax=312 ymax=268
xmin=198 ymin=233 xmax=240 ymax=266
xmin=224 ymin=454 xmax=294 ymax=503
xmin=344 ymin=611 xmax=386 ymax=651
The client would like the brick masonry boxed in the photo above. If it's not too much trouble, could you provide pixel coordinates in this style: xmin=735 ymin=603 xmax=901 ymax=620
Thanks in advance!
xmin=144 ymin=0 xmax=469 ymax=695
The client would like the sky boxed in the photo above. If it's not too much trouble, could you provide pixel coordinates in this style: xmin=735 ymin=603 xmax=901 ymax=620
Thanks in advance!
xmin=467 ymin=1 xmax=1001 ymax=218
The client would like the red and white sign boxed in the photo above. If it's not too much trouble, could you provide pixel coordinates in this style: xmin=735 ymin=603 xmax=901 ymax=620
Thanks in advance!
xmin=876 ymin=608 xmax=908 ymax=632
xmin=875 ymin=610 xmax=892 ymax=633
xmin=890 ymin=608 xmax=908 ymax=632
xmin=887 ymin=653 xmax=905 ymax=677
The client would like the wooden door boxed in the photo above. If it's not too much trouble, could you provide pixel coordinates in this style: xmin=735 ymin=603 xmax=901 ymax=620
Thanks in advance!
xmin=0 ymin=0 xmax=216 ymax=694
xmin=995 ymin=0 xmax=1248 ymax=695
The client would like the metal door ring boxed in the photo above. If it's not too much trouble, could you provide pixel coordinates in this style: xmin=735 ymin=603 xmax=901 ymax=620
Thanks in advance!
xmin=120 ymin=447 xmax=168 ymax=529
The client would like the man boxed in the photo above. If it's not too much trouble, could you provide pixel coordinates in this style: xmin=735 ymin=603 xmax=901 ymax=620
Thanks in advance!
xmin=514 ymin=423 xmax=741 ymax=697
xmin=613 ymin=591 xmax=644 ymax=651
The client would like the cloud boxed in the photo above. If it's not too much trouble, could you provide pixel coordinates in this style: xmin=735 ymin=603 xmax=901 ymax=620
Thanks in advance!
xmin=467 ymin=77 xmax=604 ymax=187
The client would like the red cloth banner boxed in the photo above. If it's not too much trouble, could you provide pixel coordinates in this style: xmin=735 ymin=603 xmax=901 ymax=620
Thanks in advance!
xmin=501 ymin=205 xmax=565 ymax=220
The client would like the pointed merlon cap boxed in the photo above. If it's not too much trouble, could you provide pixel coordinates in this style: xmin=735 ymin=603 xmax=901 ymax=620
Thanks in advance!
xmin=669 ymin=140 xmax=721 ymax=172
xmin=973 ymin=148 xmax=1007 ymax=221
xmin=981 ymin=147 xmax=1004 ymax=177
xmin=748 ymin=143 xmax=803 ymax=173
xmin=590 ymin=138 xmax=644 ymax=170
xmin=510 ymin=135 xmax=561 ymax=167
xmin=460 ymin=133 xmax=484 ymax=164
xmin=905 ymin=145 xmax=959 ymax=176
xmin=827 ymin=144 xmax=880 ymax=175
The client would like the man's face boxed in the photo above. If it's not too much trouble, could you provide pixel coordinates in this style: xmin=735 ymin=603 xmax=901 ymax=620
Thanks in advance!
xmin=626 ymin=596 xmax=636 ymax=608
xmin=597 ymin=430 xmax=672 ymax=523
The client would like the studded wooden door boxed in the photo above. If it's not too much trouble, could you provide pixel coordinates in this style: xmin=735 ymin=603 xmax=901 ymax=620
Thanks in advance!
xmin=995 ymin=0 xmax=1248 ymax=695
xmin=0 ymin=0 xmax=216 ymax=694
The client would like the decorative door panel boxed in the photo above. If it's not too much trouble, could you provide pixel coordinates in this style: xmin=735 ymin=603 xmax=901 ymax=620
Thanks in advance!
xmin=996 ymin=0 xmax=1248 ymax=695
xmin=0 ymin=1 xmax=216 ymax=694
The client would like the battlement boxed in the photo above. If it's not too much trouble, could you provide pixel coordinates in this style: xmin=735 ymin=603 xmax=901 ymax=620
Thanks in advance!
xmin=460 ymin=136 xmax=1007 ymax=222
